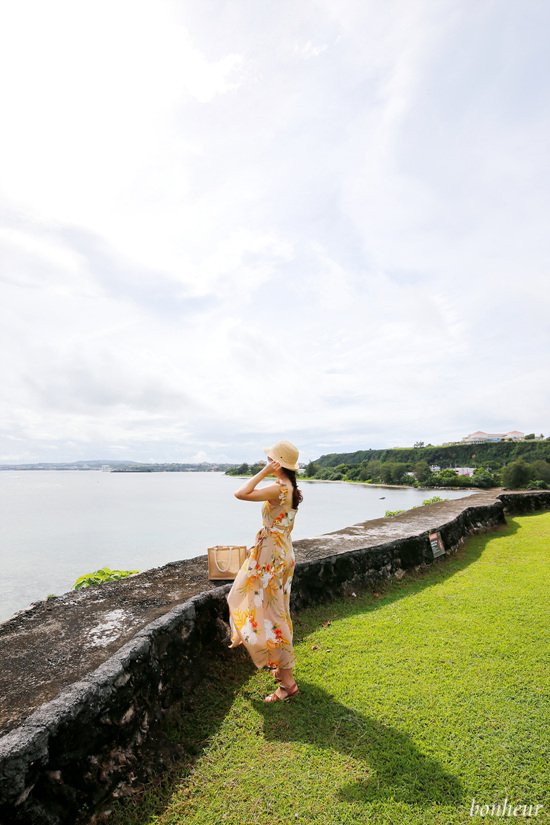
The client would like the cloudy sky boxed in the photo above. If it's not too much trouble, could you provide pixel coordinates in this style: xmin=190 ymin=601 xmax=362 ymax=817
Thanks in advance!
xmin=1 ymin=0 xmax=548 ymax=465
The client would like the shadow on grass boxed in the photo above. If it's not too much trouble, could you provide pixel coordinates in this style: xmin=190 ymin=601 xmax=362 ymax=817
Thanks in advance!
xmin=253 ymin=681 xmax=462 ymax=806
xmin=107 ymin=647 xmax=257 ymax=825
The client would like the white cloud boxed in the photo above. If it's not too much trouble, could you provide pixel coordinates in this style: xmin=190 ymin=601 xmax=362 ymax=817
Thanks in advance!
xmin=296 ymin=41 xmax=329 ymax=61
xmin=0 ymin=0 xmax=549 ymax=463
xmin=0 ymin=0 xmax=243 ymax=266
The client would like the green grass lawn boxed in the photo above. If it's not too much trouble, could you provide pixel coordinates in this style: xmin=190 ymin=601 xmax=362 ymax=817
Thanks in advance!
xmin=110 ymin=512 xmax=550 ymax=825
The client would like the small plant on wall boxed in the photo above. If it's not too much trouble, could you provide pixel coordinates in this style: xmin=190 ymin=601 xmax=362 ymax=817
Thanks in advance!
xmin=72 ymin=568 xmax=140 ymax=589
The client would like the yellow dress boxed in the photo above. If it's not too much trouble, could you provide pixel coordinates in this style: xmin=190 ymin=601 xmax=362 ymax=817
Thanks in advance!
xmin=227 ymin=479 xmax=297 ymax=669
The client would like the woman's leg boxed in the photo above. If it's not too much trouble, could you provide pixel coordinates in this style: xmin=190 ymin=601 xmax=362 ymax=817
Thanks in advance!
xmin=264 ymin=668 xmax=298 ymax=702
xmin=277 ymin=667 xmax=294 ymax=688
xmin=271 ymin=666 xmax=294 ymax=687
xmin=265 ymin=549 xmax=297 ymax=700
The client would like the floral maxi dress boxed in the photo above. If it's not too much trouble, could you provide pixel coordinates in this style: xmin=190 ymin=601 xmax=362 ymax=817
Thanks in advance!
xmin=227 ymin=479 xmax=296 ymax=670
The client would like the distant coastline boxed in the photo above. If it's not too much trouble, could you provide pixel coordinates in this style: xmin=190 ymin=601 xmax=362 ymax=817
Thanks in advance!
xmin=230 ymin=474 xmax=484 ymax=492
xmin=0 ymin=461 xmax=233 ymax=472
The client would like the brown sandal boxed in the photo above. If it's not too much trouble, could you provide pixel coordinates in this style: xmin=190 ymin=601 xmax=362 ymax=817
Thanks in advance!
xmin=264 ymin=683 xmax=299 ymax=703
xmin=270 ymin=668 xmax=282 ymax=683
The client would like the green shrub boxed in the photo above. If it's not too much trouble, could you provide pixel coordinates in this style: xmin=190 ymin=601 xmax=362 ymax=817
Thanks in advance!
xmin=313 ymin=468 xmax=329 ymax=480
xmin=531 ymin=460 xmax=550 ymax=483
xmin=72 ymin=567 xmax=140 ymax=590
xmin=385 ymin=496 xmax=448 ymax=517
xmin=305 ymin=461 xmax=320 ymax=477
xmin=502 ymin=459 xmax=532 ymax=488
xmin=413 ymin=460 xmax=432 ymax=483
xmin=471 ymin=468 xmax=496 ymax=488
xmin=432 ymin=469 xmax=472 ymax=487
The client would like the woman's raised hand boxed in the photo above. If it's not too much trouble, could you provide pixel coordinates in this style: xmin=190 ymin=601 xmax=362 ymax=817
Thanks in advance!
xmin=264 ymin=459 xmax=281 ymax=476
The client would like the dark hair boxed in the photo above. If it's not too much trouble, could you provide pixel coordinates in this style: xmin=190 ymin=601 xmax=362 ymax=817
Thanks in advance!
xmin=282 ymin=469 xmax=303 ymax=509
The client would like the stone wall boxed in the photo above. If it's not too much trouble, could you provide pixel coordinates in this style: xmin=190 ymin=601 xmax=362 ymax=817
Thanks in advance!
xmin=0 ymin=592 xmax=233 ymax=825
xmin=1 ymin=491 xmax=548 ymax=825
xmin=498 ymin=490 xmax=550 ymax=515
xmin=291 ymin=496 xmax=507 ymax=611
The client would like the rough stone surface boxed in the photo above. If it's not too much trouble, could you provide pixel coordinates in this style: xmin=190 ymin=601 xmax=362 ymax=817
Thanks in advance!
xmin=0 ymin=489 xmax=548 ymax=825
xmin=0 ymin=557 xmax=216 ymax=737
xmin=498 ymin=490 xmax=550 ymax=514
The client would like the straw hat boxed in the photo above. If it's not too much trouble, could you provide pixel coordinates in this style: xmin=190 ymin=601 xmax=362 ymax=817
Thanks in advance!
xmin=263 ymin=439 xmax=300 ymax=471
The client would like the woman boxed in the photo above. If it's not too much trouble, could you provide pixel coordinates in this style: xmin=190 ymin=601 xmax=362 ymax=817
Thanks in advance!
xmin=227 ymin=439 xmax=303 ymax=703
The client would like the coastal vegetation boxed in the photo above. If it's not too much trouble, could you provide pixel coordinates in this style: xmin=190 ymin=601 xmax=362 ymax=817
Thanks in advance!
xmin=385 ymin=495 xmax=447 ymax=517
xmin=225 ymin=462 xmax=266 ymax=477
xmin=301 ymin=446 xmax=550 ymax=490
xmin=72 ymin=568 xmax=140 ymax=589
xmin=108 ymin=511 xmax=550 ymax=825
xmin=314 ymin=439 xmax=550 ymax=471
xmin=226 ymin=444 xmax=550 ymax=490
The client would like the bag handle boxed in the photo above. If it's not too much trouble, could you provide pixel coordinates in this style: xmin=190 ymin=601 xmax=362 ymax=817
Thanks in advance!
xmin=214 ymin=546 xmax=233 ymax=573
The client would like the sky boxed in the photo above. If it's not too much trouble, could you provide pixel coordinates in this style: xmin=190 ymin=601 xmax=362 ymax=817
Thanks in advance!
xmin=1 ymin=0 xmax=549 ymax=466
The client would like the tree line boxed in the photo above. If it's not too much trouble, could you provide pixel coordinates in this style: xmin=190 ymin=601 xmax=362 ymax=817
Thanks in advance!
xmin=302 ymin=457 xmax=549 ymax=490
xmin=314 ymin=439 xmax=549 ymax=470
xmin=226 ymin=462 xmax=266 ymax=477
xmin=225 ymin=441 xmax=550 ymax=490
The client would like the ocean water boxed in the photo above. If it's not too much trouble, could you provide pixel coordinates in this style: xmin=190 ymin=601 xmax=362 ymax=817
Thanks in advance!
xmin=0 ymin=471 xmax=474 ymax=622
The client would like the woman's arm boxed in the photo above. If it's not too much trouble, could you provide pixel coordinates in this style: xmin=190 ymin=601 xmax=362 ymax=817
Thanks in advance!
xmin=234 ymin=460 xmax=281 ymax=502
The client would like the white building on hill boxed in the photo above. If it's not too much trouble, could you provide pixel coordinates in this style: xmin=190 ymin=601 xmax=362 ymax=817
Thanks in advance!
xmin=461 ymin=430 xmax=524 ymax=444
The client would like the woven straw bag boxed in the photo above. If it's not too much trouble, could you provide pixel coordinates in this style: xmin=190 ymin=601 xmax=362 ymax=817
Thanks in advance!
xmin=207 ymin=545 xmax=247 ymax=580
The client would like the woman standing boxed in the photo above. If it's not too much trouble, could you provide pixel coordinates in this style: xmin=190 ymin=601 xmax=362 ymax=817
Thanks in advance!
xmin=227 ymin=439 xmax=303 ymax=703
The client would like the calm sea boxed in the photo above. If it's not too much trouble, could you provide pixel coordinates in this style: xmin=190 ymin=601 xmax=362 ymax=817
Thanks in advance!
xmin=0 ymin=471 xmax=473 ymax=622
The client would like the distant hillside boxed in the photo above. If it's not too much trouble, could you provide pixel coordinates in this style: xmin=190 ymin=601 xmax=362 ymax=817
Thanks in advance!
xmin=315 ymin=440 xmax=550 ymax=469
xmin=0 ymin=460 xmax=141 ymax=471
xmin=112 ymin=463 xmax=234 ymax=472
xmin=0 ymin=460 xmax=234 ymax=472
